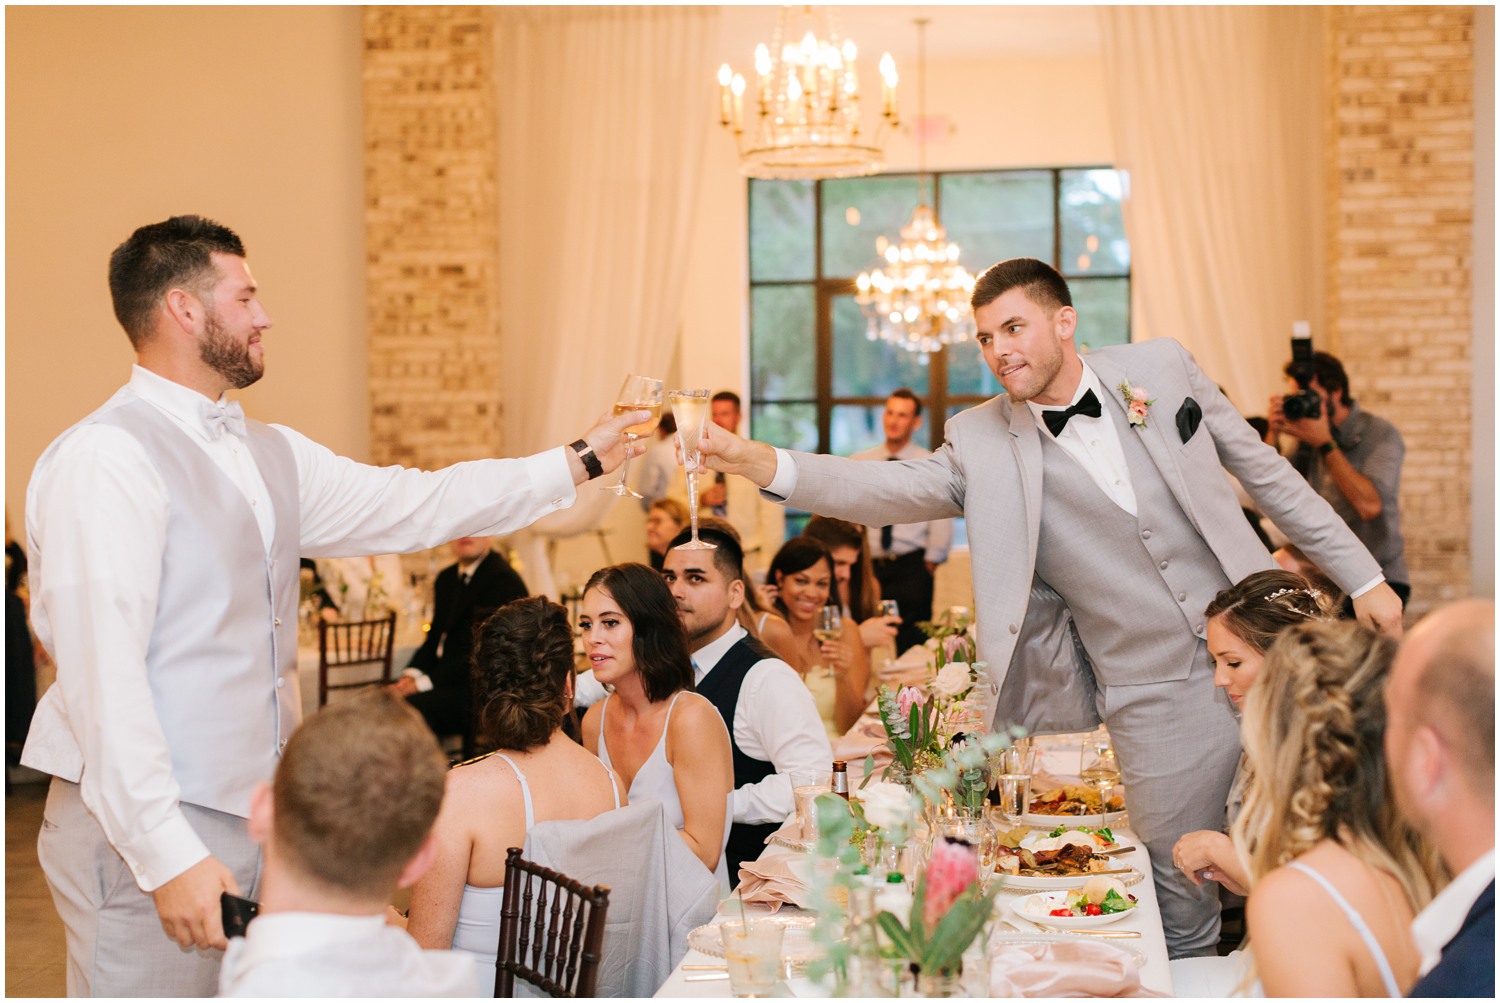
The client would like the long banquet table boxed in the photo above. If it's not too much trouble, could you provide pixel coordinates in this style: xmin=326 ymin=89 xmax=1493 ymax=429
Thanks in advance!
xmin=655 ymin=664 xmax=1176 ymax=997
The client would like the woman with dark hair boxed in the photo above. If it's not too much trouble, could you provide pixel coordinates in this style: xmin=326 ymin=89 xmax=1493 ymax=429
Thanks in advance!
xmin=767 ymin=537 xmax=870 ymax=737
xmin=804 ymin=515 xmax=900 ymax=661
xmin=579 ymin=563 xmax=734 ymax=884
xmin=405 ymin=596 xmax=622 ymax=987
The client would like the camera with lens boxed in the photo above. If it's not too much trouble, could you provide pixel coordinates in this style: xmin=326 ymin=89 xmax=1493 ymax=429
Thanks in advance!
xmin=1282 ymin=320 xmax=1322 ymax=422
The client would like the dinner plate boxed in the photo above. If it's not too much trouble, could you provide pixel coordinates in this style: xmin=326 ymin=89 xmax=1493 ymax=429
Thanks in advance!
xmin=1018 ymin=828 xmax=1123 ymax=853
xmin=1011 ymin=892 xmax=1136 ymax=928
xmin=991 ymin=865 xmax=1144 ymax=893
xmin=765 ymin=831 xmax=816 ymax=852
xmin=990 ymin=931 xmax=1146 ymax=969
xmin=687 ymin=915 xmax=821 ymax=965
xmin=1021 ymin=808 xmax=1126 ymax=829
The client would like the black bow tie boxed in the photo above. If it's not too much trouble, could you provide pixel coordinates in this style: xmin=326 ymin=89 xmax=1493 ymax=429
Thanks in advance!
xmin=1042 ymin=388 xmax=1103 ymax=438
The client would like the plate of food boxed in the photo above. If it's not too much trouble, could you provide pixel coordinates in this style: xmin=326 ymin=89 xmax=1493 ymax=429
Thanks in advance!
xmin=1022 ymin=784 xmax=1126 ymax=828
xmin=989 ymin=836 xmax=1143 ymax=891
xmin=1020 ymin=825 xmax=1123 ymax=853
xmin=1011 ymin=877 xmax=1139 ymax=928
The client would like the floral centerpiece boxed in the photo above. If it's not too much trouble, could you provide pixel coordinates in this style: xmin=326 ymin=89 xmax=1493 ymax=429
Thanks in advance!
xmin=876 ymin=685 xmax=945 ymax=782
xmin=876 ymin=835 xmax=999 ymax=993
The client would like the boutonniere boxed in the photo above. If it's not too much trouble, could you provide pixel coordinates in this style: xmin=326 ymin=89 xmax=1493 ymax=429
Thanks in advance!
xmin=1117 ymin=380 xmax=1156 ymax=428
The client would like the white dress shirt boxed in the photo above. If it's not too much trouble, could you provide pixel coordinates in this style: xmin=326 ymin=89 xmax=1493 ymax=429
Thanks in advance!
xmin=1411 ymin=849 xmax=1495 ymax=976
xmin=24 ymin=365 xmax=578 ymax=890
xmin=849 ymin=440 xmax=955 ymax=563
xmin=218 ymin=912 xmax=479 ymax=997
xmin=691 ymin=624 xmax=833 ymax=825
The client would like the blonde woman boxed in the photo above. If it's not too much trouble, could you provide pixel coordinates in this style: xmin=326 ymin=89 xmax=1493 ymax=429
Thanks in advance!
xmin=1231 ymin=620 xmax=1438 ymax=996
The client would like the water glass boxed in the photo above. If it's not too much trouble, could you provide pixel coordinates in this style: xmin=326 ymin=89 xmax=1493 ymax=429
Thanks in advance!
xmin=996 ymin=774 xmax=1031 ymax=823
xmin=789 ymin=770 xmax=831 ymax=841
xmin=719 ymin=919 xmax=785 ymax=997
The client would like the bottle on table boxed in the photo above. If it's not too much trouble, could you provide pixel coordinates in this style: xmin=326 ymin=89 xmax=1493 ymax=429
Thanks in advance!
xmin=832 ymin=759 xmax=849 ymax=800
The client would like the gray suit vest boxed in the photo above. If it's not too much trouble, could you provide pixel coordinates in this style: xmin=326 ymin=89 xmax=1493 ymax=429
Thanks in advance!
xmin=93 ymin=399 xmax=301 ymax=818
xmin=1034 ymin=406 xmax=1230 ymax=687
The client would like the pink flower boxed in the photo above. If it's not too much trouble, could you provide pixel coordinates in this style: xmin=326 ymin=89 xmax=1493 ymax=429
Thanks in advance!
xmin=1129 ymin=384 xmax=1149 ymax=401
xmin=942 ymin=634 xmax=969 ymax=660
xmin=1129 ymin=399 xmax=1149 ymax=418
xmin=923 ymin=837 xmax=979 ymax=928
xmin=896 ymin=685 xmax=925 ymax=720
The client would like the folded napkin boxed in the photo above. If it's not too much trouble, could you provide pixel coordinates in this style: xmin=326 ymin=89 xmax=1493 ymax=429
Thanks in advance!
xmin=988 ymin=938 xmax=1168 ymax=997
xmin=736 ymin=851 xmax=814 ymax=912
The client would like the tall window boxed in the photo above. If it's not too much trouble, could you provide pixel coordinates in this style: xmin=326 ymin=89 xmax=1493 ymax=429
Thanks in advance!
xmin=748 ymin=168 xmax=1131 ymax=456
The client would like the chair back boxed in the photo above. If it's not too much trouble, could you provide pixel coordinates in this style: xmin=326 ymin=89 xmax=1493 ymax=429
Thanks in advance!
xmin=316 ymin=611 xmax=397 ymax=707
xmin=495 ymin=847 xmax=610 ymax=998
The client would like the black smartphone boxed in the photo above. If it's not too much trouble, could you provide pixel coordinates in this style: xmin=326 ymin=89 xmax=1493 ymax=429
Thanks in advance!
xmin=220 ymin=892 xmax=260 ymax=939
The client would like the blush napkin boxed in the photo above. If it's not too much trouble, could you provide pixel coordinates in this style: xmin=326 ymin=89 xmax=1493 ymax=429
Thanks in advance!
xmin=988 ymin=937 xmax=1169 ymax=997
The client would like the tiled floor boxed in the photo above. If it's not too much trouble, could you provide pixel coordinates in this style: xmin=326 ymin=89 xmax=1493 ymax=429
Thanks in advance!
xmin=6 ymin=777 xmax=67 ymax=998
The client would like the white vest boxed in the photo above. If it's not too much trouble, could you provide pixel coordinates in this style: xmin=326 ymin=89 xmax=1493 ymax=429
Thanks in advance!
xmin=90 ymin=399 xmax=302 ymax=818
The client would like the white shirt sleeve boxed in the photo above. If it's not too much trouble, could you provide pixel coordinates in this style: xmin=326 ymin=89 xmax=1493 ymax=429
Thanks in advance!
xmin=762 ymin=448 xmax=800 ymax=502
xmin=25 ymin=425 xmax=210 ymax=890
xmin=728 ymin=661 xmax=834 ymax=825
xmin=573 ymin=669 xmax=608 ymax=709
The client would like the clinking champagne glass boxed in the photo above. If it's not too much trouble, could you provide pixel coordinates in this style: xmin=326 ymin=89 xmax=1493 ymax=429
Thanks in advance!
xmin=815 ymin=604 xmax=843 ymax=678
xmin=600 ymin=374 xmax=664 ymax=497
xmin=668 ymin=389 xmax=716 ymax=551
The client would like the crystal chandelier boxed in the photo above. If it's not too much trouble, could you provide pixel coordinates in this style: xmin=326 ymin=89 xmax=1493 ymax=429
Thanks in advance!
xmin=716 ymin=6 xmax=899 ymax=180
xmin=854 ymin=19 xmax=975 ymax=361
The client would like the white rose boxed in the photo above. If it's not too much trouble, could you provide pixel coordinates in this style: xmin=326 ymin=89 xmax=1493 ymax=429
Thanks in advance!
xmin=856 ymin=781 xmax=917 ymax=833
xmin=933 ymin=661 xmax=972 ymax=698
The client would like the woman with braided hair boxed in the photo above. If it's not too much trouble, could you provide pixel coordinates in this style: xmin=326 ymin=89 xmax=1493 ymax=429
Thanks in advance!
xmin=1173 ymin=569 xmax=1332 ymax=895
xmin=1230 ymin=620 xmax=1438 ymax=996
xmin=406 ymin=596 xmax=624 ymax=987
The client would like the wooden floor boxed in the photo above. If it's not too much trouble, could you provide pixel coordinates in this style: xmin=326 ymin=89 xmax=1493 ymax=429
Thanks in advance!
xmin=6 ymin=775 xmax=67 ymax=997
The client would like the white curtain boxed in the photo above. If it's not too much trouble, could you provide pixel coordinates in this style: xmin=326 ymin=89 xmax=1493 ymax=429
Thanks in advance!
xmin=1097 ymin=6 xmax=1324 ymax=415
xmin=493 ymin=6 xmax=719 ymax=595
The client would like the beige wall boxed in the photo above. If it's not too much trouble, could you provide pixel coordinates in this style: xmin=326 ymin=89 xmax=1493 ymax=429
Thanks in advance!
xmin=5 ymin=6 xmax=366 ymax=525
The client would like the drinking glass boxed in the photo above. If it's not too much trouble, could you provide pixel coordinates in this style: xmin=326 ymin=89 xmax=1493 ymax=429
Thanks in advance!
xmin=789 ymin=770 xmax=832 ymax=842
xmin=1079 ymin=739 xmax=1122 ymax=815
xmin=995 ymin=743 xmax=1036 ymax=823
xmin=669 ymin=389 xmax=716 ymax=550
xmin=719 ymin=919 xmax=785 ymax=997
xmin=815 ymin=605 xmax=843 ymax=677
xmin=600 ymin=374 xmax=664 ymax=497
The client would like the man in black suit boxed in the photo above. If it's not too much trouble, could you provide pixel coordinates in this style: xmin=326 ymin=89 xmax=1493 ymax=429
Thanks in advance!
xmin=394 ymin=537 xmax=529 ymax=755
xmin=1385 ymin=599 xmax=1494 ymax=998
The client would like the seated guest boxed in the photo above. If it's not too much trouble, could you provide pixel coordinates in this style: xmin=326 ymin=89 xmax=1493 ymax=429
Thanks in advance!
xmin=804 ymin=515 xmax=899 ymax=665
xmin=1385 ymin=600 xmax=1494 ymax=998
xmin=661 ymin=525 xmax=833 ymax=878
xmin=693 ymin=514 xmax=798 ymax=661
xmin=767 ymin=537 xmax=870 ymax=737
xmin=1232 ymin=620 xmax=1436 ymax=996
xmin=218 ymin=691 xmax=476 ymax=997
xmin=1272 ymin=542 xmax=1346 ymax=615
xmin=315 ymin=554 xmax=410 ymax=620
xmin=1173 ymin=569 xmax=1330 ymax=894
xmin=579 ymin=563 xmax=734 ymax=884
xmin=393 ymin=536 xmax=529 ymax=753
xmin=406 ymin=597 xmax=622 ymax=987
xmin=644 ymin=497 xmax=688 ymax=572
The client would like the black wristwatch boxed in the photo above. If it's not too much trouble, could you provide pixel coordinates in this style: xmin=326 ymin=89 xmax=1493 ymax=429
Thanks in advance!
xmin=1317 ymin=441 xmax=1338 ymax=458
xmin=570 ymin=439 xmax=604 ymax=480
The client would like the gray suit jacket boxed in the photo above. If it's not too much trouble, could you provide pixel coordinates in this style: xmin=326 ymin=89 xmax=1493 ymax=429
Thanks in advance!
xmin=778 ymin=338 xmax=1381 ymax=728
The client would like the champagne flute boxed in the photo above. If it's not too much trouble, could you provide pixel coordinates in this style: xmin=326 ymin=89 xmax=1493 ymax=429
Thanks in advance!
xmin=669 ymin=389 xmax=716 ymax=551
xmin=815 ymin=604 xmax=844 ymax=678
xmin=600 ymin=374 xmax=664 ymax=497
xmin=877 ymin=598 xmax=901 ymax=670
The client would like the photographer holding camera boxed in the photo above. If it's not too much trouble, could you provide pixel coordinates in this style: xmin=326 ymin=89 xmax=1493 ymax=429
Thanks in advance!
xmin=1266 ymin=346 xmax=1410 ymax=608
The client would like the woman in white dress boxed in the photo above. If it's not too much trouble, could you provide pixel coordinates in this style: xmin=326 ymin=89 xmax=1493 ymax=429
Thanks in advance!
xmin=1231 ymin=620 xmax=1439 ymax=996
xmin=579 ymin=563 xmax=733 ymax=883
xmin=405 ymin=597 xmax=622 ymax=987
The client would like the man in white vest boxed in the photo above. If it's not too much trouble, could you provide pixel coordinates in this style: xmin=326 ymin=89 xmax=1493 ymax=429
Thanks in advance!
xmin=21 ymin=215 xmax=646 ymax=996
xmin=697 ymin=257 xmax=1405 ymax=958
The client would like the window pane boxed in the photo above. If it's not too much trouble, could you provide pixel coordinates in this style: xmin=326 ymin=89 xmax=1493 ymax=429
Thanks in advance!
xmin=750 ymin=180 xmax=815 ymax=282
xmin=945 ymin=340 xmax=1003 ymax=398
xmin=751 ymin=284 xmax=815 ymax=399
xmin=831 ymin=295 xmax=931 ymax=398
xmin=750 ymin=401 xmax=817 ymax=452
xmin=1061 ymin=170 xmax=1130 ymax=276
xmin=939 ymin=171 xmax=1054 ymax=271
xmin=1071 ymin=278 xmax=1131 ymax=353
xmin=821 ymin=175 xmax=924 ymax=278
xmin=831 ymin=403 xmax=883 ymax=456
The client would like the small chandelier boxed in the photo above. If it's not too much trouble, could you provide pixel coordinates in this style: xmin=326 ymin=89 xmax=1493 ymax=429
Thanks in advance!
xmin=854 ymin=18 xmax=975 ymax=361
xmin=716 ymin=6 xmax=899 ymax=180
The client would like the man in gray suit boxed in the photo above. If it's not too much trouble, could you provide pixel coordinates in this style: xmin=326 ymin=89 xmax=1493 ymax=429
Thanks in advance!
xmin=698 ymin=257 xmax=1404 ymax=957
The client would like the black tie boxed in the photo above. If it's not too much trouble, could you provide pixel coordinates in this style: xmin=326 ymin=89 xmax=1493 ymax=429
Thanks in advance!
xmin=880 ymin=456 xmax=897 ymax=551
xmin=460 ymin=570 xmax=472 ymax=587
xmin=1042 ymin=388 xmax=1103 ymax=438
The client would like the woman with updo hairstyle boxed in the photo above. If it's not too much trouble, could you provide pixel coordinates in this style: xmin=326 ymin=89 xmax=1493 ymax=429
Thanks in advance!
xmin=1229 ymin=620 xmax=1437 ymax=996
xmin=579 ymin=563 xmax=734 ymax=885
xmin=406 ymin=597 xmax=624 ymax=987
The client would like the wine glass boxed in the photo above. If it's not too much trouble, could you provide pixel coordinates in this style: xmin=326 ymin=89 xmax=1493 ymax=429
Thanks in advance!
xmin=669 ymin=389 xmax=716 ymax=551
xmin=815 ymin=604 xmax=843 ymax=677
xmin=877 ymin=598 xmax=901 ymax=670
xmin=600 ymin=374 xmax=664 ymax=497
xmin=1079 ymin=739 xmax=1122 ymax=817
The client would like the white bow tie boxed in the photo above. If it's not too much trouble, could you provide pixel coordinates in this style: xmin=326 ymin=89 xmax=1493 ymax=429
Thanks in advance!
xmin=201 ymin=400 xmax=247 ymax=439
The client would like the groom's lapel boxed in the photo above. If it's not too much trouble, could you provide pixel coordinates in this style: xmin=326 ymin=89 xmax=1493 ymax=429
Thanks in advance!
xmin=1086 ymin=351 xmax=1198 ymax=517
xmin=1005 ymin=396 xmax=1045 ymax=569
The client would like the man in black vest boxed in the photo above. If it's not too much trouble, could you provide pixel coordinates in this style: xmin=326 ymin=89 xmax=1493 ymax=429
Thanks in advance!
xmin=394 ymin=537 xmax=529 ymax=755
xmin=662 ymin=526 xmax=831 ymax=880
